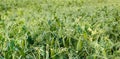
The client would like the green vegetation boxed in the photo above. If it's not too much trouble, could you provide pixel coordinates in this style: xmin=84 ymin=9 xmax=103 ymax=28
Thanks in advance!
xmin=0 ymin=0 xmax=120 ymax=59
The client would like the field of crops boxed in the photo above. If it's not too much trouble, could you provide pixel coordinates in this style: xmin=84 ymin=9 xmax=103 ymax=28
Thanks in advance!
xmin=0 ymin=0 xmax=120 ymax=59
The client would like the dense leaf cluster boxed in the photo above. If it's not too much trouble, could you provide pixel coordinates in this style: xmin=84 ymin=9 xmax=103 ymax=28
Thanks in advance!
xmin=0 ymin=0 xmax=120 ymax=59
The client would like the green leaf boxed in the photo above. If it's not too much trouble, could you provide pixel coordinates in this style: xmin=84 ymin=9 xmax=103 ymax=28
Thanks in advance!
xmin=76 ymin=40 xmax=83 ymax=51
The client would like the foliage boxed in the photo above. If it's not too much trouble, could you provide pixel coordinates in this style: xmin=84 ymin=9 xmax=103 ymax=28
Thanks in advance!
xmin=0 ymin=0 xmax=120 ymax=59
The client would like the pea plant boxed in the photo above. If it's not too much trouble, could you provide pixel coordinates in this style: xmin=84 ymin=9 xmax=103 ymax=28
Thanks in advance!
xmin=0 ymin=0 xmax=120 ymax=59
